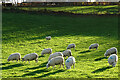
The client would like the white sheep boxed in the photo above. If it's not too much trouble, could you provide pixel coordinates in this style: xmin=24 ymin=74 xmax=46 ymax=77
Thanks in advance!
xmin=65 ymin=56 xmax=75 ymax=69
xmin=22 ymin=53 xmax=38 ymax=63
xmin=62 ymin=50 xmax=72 ymax=58
xmin=46 ymin=36 xmax=51 ymax=40
xmin=108 ymin=54 xmax=118 ymax=67
xmin=46 ymin=56 xmax=64 ymax=69
xmin=67 ymin=43 xmax=76 ymax=49
xmin=104 ymin=47 xmax=117 ymax=57
xmin=41 ymin=48 xmax=52 ymax=56
xmin=89 ymin=43 xmax=99 ymax=50
xmin=48 ymin=52 xmax=63 ymax=61
xmin=7 ymin=53 xmax=21 ymax=62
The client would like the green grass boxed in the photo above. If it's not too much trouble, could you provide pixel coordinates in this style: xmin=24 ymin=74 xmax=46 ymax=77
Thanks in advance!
xmin=2 ymin=12 xmax=119 ymax=78
xmin=17 ymin=5 xmax=119 ymax=14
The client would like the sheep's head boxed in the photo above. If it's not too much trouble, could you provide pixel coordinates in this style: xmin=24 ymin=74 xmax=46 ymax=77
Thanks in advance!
xmin=104 ymin=53 xmax=107 ymax=57
xmin=22 ymin=58 xmax=24 ymax=62
xmin=112 ymin=63 xmax=116 ymax=67
xmin=41 ymin=53 xmax=44 ymax=56
xmin=46 ymin=63 xmax=50 ymax=68
xmin=7 ymin=59 xmax=10 ymax=62
xmin=89 ymin=47 xmax=91 ymax=50
xmin=66 ymin=66 xmax=71 ymax=69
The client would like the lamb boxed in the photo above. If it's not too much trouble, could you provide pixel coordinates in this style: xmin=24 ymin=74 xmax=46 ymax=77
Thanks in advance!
xmin=62 ymin=50 xmax=72 ymax=58
xmin=41 ymin=48 xmax=52 ymax=56
xmin=46 ymin=36 xmax=51 ymax=40
xmin=46 ymin=56 xmax=64 ymax=69
xmin=89 ymin=43 xmax=99 ymax=50
xmin=108 ymin=54 xmax=118 ymax=67
xmin=22 ymin=53 xmax=38 ymax=63
xmin=104 ymin=47 xmax=117 ymax=57
xmin=7 ymin=53 xmax=21 ymax=62
xmin=67 ymin=43 xmax=76 ymax=49
xmin=48 ymin=52 xmax=63 ymax=61
xmin=65 ymin=56 xmax=75 ymax=69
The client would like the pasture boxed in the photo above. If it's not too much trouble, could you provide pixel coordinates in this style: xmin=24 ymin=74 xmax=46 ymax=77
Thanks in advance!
xmin=17 ymin=5 xmax=119 ymax=14
xmin=2 ymin=11 xmax=118 ymax=79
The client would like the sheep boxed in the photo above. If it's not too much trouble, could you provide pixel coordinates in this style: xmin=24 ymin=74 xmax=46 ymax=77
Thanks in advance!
xmin=67 ymin=43 xmax=76 ymax=49
xmin=46 ymin=56 xmax=64 ymax=69
xmin=65 ymin=56 xmax=75 ymax=69
xmin=62 ymin=50 xmax=72 ymax=58
xmin=108 ymin=54 xmax=118 ymax=67
xmin=46 ymin=36 xmax=51 ymax=40
xmin=22 ymin=53 xmax=38 ymax=63
xmin=48 ymin=52 xmax=63 ymax=61
xmin=89 ymin=43 xmax=99 ymax=50
xmin=41 ymin=48 xmax=52 ymax=56
xmin=104 ymin=47 xmax=117 ymax=57
xmin=7 ymin=53 xmax=21 ymax=62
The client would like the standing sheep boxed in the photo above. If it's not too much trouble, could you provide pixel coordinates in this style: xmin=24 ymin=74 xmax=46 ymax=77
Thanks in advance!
xmin=108 ymin=54 xmax=118 ymax=67
xmin=89 ymin=43 xmax=99 ymax=50
xmin=104 ymin=47 xmax=117 ymax=57
xmin=62 ymin=50 xmax=72 ymax=58
xmin=46 ymin=36 xmax=51 ymax=40
xmin=46 ymin=56 xmax=64 ymax=69
xmin=48 ymin=52 xmax=63 ymax=61
xmin=22 ymin=53 xmax=38 ymax=63
xmin=41 ymin=48 xmax=52 ymax=56
xmin=67 ymin=43 xmax=76 ymax=49
xmin=7 ymin=53 xmax=21 ymax=62
xmin=65 ymin=56 xmax=75 ymax=69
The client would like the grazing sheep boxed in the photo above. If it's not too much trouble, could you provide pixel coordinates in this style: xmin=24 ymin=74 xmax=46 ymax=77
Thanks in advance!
xmin=46 ymin=36 xmax=51 ymax=40
xmin=89 ymin=43 xmax=99 ymax=50
xmin=62 ymin=50 xmax=72 ymax=58
xmin=7 ymin=53 xmax=21 ymax=62
xmin=65 ymin=56 xmax=75 ymax=69
xmin=48 ymin=52 xmax=63 ymax=61
xmin=41 ymin=48 xmax=52 ymax=56
xmin=108 ymin=54 xmax=118 ymax=67
xmin=67 ymin=43 xmax=76 ymax=49
xmin=22 ymin=53 xmax=38 ymax=63
xmin=46 ymin=56 xmax=64 ymax=69
xmin=104 ymin=47 xmax=117 ymax=57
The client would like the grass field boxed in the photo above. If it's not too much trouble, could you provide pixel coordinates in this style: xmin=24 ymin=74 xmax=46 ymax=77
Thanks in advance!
xmin=2 ymin=11 xmax=119 ymax=78
xmin=17 ymin=5 xmax=119 ymax=14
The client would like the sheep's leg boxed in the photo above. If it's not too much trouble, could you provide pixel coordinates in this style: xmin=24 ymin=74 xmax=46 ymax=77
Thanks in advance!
xmin=59 ymin=65 xmax=61 ymax=68
xmin=16 ymin=60 xmax=18 ymax=62
xmin=53 ymin=66 xmax=54 ymax=69
xmin=35 ymin=59 xmax=38 ymax=63
xmin=73 ymin=64 xmax=75 ymax=68
xmin=62 ymin=64 xmax=64 ymax=68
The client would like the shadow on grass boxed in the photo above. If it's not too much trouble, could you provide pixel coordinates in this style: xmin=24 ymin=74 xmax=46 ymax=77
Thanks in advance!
xmin=35 ymin=69 xmax=65 ymax=78
xmin=91 ymin=66 xmax=112 ymax=73
xmin=22 ymin=68 xmax=49 ymax=77
xmin=79 ymin=50 xmax=91 ymax=54
xmin=39 ymin=55 xmax=45 ymax=58
xmin=2 ymin=63 xmax=24 ymax=70
xmin=94 ymin=57 xmax=107 ymax=61
xmin=27 ymin=61 xmax=48 ymax=70
xmin=1 ymin=62 xmax=10 ymax=65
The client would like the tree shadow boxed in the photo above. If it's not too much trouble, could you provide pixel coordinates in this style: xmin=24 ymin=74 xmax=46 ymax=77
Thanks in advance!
xmin=79 ymin=50 xmax=91 ymax=54
xmin=91 ymin=66 xmax=112 ymax=73
xmin=94 ymin=57 xmax=107 ymax=61
xmin=35 ymin=69 xmax=65 ymax=78
xmin=2 ymin=63 xmax=24 ymax=70
xmin=26 ymin=61 xmax=48 ymax=70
